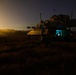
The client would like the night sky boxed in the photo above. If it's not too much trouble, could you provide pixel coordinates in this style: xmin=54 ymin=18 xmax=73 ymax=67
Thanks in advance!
xmin=0 ymin=0 xmax=76 ymax=30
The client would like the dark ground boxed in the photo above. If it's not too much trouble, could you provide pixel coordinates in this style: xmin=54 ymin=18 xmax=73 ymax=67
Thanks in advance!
xmin=0 ymin=30 xmax=76 ymax=75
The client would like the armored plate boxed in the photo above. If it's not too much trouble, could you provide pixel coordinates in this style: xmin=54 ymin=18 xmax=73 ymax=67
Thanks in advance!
xmin=27 ymin=29 xmax=48 ymax=35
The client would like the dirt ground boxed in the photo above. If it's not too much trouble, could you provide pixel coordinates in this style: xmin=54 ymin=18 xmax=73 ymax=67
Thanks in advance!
xmin=0 ymin=30 xmax=76 ymax=75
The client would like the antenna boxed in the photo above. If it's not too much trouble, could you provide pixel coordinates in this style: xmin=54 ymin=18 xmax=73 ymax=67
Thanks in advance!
xmin=71 ymin=11 xmax=73 ymax=19
xmin=53 ymin=9 xmax=55 ymax=15
xmin=40 ymin=13 xmax=42 ymax=22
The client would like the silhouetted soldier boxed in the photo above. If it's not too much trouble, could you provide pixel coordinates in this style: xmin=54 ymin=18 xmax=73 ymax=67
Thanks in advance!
xmin=40 ymin=20 xmax=45 ymax=44
xmin=40 ymin=20 xmax=45 ymax=36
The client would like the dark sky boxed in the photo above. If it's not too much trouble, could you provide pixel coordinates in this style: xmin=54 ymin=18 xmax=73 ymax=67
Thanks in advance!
xmin=0 ymin=0 xmax=76 ymax=30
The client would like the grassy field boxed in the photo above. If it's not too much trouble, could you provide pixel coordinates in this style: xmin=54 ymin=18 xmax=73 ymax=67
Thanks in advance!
xmin=0 ymin=30 xmax=76 ymax=75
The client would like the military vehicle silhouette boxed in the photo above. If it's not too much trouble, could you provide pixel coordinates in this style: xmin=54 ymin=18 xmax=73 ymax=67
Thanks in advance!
xmin=27 ymin=14 xmax=76 ymax=43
